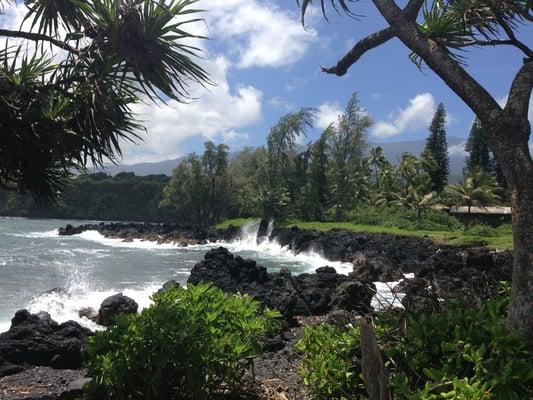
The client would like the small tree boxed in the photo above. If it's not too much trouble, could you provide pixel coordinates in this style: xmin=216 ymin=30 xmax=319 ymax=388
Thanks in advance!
xmin=444 ymin=167 xmax=502 ymax=229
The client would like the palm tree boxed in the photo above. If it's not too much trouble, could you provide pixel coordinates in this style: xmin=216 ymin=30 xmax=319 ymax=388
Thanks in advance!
xmin=375 ymin=167 xmax=402 ymax=208
xmin=0 ymin=0 xmax=208 ymax=201
xmin=444 ymin=167 xmax=502 ymax=229
xmin=395 ymin=174 xmax=439 ymax=228
xmin=369 ymin=146 xmax=391 ymax=185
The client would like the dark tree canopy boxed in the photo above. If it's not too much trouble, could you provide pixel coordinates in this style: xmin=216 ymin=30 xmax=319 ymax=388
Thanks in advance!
xmin=0 ymin=0 xmax=208 ymax=202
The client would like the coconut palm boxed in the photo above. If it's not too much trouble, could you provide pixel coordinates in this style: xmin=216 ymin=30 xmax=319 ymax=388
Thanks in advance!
xmin=369 ymin=146 xmax=391 ymax=184
xmin=394 ymin=174 xmax=439 ymax=227
xmin=444 ymin=167 xmax=502 ymax=229
xmin=0 ymin=0 xmax=208 ymax=201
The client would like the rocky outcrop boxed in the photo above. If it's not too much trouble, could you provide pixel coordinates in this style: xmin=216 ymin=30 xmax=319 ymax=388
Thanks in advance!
xmin=97 ymin=294 xmax=138 ymax=327
xmin=188 ymin=247 xmax=376 ymax=326
xmin=156 ymin=280 xmax=181 ymax=296
xmin=271 ymin=227 xmax=437 ymax=274
xmin=0 ymin=311 xmax=92 ymax=378
xmin=0 ymin=366 xmax=88 ymax=400
xmin=57 ymin=222 xmax=239 ymax=246
xmin=78 ymin=308 xmax=97 ymax=323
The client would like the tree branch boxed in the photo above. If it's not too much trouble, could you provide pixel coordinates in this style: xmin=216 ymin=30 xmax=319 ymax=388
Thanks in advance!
xmin=322 ymin=27 xmax=396 ymax=76
xmin=321 ymin=0 xmax=425 ymax=77
xmin=403 ymin=0 xmax=425 ymax=19
xmin=505 ymin=60 xmax=533 ymax=119
xmin=0 ymin=29 xmax=79 ymax=54
xmin=456 ymin=39 xmax=514 ymax=47
xmin=370 ymin=0 xmax=502 ymax=124
xmin=495 ymin=18 xmax=533 ymax=59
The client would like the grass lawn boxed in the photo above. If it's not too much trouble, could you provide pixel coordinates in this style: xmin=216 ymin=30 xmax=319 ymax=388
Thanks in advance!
xmin=216 ymin=218 xmax=513 ymax=250
xmin=215 ymin=217 xmax=259 ymax=229
xmin=286 ymin=221 xmax=513 ymax=250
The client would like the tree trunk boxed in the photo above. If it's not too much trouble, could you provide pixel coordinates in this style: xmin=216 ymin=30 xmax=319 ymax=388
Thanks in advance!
xmin=488 ymin=118 xmax=533 ymax=342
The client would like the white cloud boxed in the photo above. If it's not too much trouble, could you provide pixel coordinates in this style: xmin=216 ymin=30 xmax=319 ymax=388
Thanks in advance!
xmin=269 ymin=96 xmax=295 ymax=111
xmin=372 ymin=93 xmax=436 ymax=138
xmin=316 ymin=102 xmax=343 ymax=130
xmin=204 ymin=0 xmax=316 ymax=68
xmin=120 ymin=56 xmax=263 ymax=164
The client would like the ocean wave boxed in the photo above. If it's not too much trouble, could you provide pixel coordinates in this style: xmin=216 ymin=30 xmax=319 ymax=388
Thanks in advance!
xmin=0 ymin=321 xmax=11 ymax=333
xmin=76 ymin=230 xmax=181 ymax=250
xmin=9 ymin=229 xmax=59 ymax=239
xmin=226 ymin=240 xmax=354 ymax=275
xmin=25 ymin=283 xmax=163 ymax=331
xmin=372 ymin=281 xmax=405 ymax=309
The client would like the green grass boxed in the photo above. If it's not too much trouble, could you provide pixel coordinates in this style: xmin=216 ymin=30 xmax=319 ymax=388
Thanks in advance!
xmin=215 ymin=217 xmax=259 ymax=229
xmin=284 ymin=221 xmax=513 ymax=250
xmin=215 ymin=215 xmax=513 ymax=250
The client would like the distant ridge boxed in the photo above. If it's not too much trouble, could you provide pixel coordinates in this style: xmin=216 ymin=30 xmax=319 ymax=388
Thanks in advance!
xmin=94 ymin=137 xmax=468 ymax=182
xmin=93 ymin=156 xmax=186 ymax=177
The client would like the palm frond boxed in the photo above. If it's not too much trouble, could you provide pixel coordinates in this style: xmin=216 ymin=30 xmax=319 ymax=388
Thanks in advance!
xmin=296 ymin=0 xmax=361 ymax=25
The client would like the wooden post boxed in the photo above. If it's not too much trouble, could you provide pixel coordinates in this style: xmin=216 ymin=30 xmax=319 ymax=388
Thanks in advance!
xmin=360 ymin=319 xmax=391 ymax=400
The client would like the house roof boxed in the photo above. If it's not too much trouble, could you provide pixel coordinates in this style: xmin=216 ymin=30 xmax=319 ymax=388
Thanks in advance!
xmin=448 ymin=206 xmax=512 ymax=215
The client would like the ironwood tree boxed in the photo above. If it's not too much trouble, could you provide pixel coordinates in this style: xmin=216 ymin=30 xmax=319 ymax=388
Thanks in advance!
xmin=298 ymin=0 xmax=533 ymax=340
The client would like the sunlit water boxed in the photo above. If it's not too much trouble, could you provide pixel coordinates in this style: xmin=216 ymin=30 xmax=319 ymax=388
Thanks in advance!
xmin=0 ymin=218 xmax=404 ymax=333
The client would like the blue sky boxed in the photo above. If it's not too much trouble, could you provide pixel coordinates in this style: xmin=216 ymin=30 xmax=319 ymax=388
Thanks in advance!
xmin=2 ymin=0 xmax=531 ymax=164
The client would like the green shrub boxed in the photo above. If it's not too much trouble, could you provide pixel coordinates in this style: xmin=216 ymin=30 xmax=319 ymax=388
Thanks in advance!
xmin=346 ymin=206 xmax=387 ymax=225
xmin=86 ymin=284 xmax=281 ymax=400
xmin=296 ymin=324 xmax=364 ymax=400
xmin=465 ymin=223 xmax=497 ymax=237
xmin=346 ymin=206 xmax=463 ymax=232
xmin=297 ymin=292 xmax=533 ymax=399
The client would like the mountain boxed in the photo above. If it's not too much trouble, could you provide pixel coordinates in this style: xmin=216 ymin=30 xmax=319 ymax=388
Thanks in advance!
xmin=94 ymin=136 xmax=468 ymax=182
xmin=93 ymin=156 xmax=185 ymax=176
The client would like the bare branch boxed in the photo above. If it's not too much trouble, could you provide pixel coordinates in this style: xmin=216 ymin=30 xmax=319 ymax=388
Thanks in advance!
xmin=0 ymin=29 xmax=80 ymax=54
xmin=322 ymin=27 xmax=396 ymax=76
xmin=320 ymin=0 xmax=425 ymax=77
xmin=506 ymin=60 xmax=533 ymax=119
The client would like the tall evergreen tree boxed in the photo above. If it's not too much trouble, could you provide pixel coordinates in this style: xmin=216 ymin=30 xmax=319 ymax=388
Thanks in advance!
xmin=465 ymin=118 xmax=492 ymax=175
xmin=421 ymin=103 xmax=449 ymax=192
xmin=465 ymin=119 xmax=508 ymax=197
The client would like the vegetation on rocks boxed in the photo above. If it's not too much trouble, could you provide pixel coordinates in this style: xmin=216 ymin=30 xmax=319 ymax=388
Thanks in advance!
xmin=297 ymin=289 xmax=533 ymax=400
xmin=86 ymin=284 xmax=281 ymax=399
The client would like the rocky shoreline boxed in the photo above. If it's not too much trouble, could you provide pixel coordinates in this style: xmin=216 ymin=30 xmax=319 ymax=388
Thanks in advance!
xmin=1 ymin=222 xmax=513 ymax=399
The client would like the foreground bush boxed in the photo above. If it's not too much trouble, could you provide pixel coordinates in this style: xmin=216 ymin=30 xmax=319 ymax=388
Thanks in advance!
xmin=86 ymin=284 xmax=281 ymax=399
xmin=298 ymin=291 xmax=532 ymax=399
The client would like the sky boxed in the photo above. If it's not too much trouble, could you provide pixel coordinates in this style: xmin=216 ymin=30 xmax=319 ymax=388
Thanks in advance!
xmin=2 ymin=0 xmax=532 ymax=164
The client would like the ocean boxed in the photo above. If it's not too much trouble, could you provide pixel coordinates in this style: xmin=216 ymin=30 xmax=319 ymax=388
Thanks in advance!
xmin=2 ymin=217 xmax=394 ymax=333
